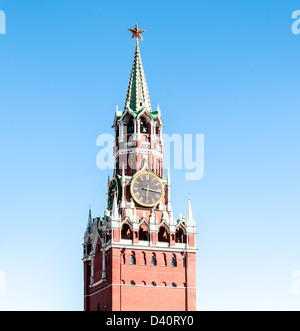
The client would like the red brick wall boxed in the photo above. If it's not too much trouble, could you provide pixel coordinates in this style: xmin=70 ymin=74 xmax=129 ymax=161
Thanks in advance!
xmin=94 ymin=239 xmax=103 ymax=283
xmin=83 ymin=261 xmax=90 ymax=311
xmin=117 ymin=285 xmax=189 ymax=311
xmin=86 ymin=286 xmax=113 ymax=312
xmin=85 ymin=247 xmax=196 ymax=311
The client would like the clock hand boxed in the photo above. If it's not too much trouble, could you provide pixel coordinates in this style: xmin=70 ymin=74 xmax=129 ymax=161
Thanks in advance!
xmin=142 ymin=187 xmax=160 ymax=194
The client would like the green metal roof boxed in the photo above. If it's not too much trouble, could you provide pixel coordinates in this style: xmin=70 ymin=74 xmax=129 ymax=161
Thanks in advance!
xmin=113 ymin=40 xmax=163 ymax=126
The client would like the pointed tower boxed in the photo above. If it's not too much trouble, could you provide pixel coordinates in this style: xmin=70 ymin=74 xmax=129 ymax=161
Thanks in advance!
xmin=125 ymin=38 xmax=152 ymax=113
xmin=85 ymin=207 xmax=93 ymax=235
xmin=83 ymin=25 xmax=197 ymax=312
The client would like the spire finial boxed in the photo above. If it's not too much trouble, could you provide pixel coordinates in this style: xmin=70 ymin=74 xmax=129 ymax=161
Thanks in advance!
xmin=125 ymin=24 xmax=152 ymax=113
xmin=186 ymin=195 xmax=194 ymax=226
xmin=111 ymin=191 xmax=119 ymax=220
xmin=86 ymin=206 xmax=93 ymax=231
xmin=128 ymin=24 xmax=145 ymax=41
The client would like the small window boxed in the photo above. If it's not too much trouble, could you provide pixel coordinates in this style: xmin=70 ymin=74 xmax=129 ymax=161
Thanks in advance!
xmin=163 ymin=282 xmax=167 ymax=287
xmin=140 ymin=118 xmax=148 ymax=133
xmin=130 ymin=252 xmax=136 ymax=265
xmin=162 ymin=253 xmax=167 ymax=267
xmin=171 ymin=255 xmax=177 ymax=267
xmin=172 ymin=282 xmax=177 ymax=287
xmin=142 ymin=281 xmax=146 ymax=286
xmin=151 ymin=253 xmax=157 ymax=266
xmin=131 ymin=280 xmax=136 ymax=286
xmin=141 ymin=252 xmax=147 ymax=265
xmin=151 ymin=281 xmax=156 ymax=287
xmin=127 ymin=119 xmax=134 ymax=134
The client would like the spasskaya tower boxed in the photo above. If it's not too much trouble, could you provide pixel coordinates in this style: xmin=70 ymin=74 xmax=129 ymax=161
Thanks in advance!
xmin=83 ymin=25 xmax=197 ymax=311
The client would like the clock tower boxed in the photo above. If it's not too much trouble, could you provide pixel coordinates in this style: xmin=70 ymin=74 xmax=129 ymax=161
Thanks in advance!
xmin=83 ymin=25 xmax=197 ymax=311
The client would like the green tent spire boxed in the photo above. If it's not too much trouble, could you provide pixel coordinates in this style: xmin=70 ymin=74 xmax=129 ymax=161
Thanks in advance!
xmin=125 ymin=37 xmax=152 ymax=113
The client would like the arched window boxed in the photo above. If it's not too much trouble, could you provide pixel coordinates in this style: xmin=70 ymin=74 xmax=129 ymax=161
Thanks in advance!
xmin=162 ymin=253 xmax=167 ymax=267
xmin=87 ymin=243 xmax=91 ymax=255
xmin=151 ymin=281 xmax=156 ymax=287
xmin=171 ymin=254 xmax=177 ymax=267
xmin=130 ymin=280 xmax=136 ymax=286
xmin=162 ymin=282 xmax=167 ymax=287
xmin=139 ymin=224 xmax=150 ymax=241
xmin=142 ymin=281 xmax=146 ymax=286
xmin=121 ymin=223 xmax=133 ymax=240
xmin=140 ymin=118 xmax=148 ymax=133
xmin=121 ymin=280 xmax=125 ymax=284
xmin=175 ymin=227 xmax=186 ymax=243
xmin=172 ymin=282 xmax=177 ymax=287
xmin=127 ymin=118 xmax=134 ymax=134
xmin=151 ymin=253 xmax=157 ymax=266
xmin=141 ymin=251 xmax=147 ymax=265
xmin=130 ymin=252 xmax=136 ymax=265
xmin=158 ymin=226 xmax=169 ymax=242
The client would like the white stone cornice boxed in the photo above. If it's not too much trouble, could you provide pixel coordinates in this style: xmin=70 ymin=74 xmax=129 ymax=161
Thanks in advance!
xmin=114 ymin=147 xmax=163 ymax=159
xmin=102 ymin=242 xmax=197 ymax=252
xmin=89 ymin=278 xmax=106 ymax=288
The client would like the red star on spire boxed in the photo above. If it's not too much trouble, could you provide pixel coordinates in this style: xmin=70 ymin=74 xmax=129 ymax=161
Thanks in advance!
xmin=128 ymin=24 xmax=145 ymax=41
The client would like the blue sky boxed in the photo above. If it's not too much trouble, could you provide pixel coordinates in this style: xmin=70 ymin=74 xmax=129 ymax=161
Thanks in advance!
xmin=0 ymin=0 xmax=299 ymax=310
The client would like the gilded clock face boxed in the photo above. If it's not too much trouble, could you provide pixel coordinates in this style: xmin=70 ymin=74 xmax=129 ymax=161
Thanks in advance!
xmin=130 ymin=172 xmax=164 ymax=207
xmin=107 ymin=178 xmax=118 ymax=211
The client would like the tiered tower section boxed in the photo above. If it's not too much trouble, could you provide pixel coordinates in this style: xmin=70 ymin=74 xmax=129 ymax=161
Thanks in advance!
xmin=83 ymin=25 xmax=197 ymax=311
